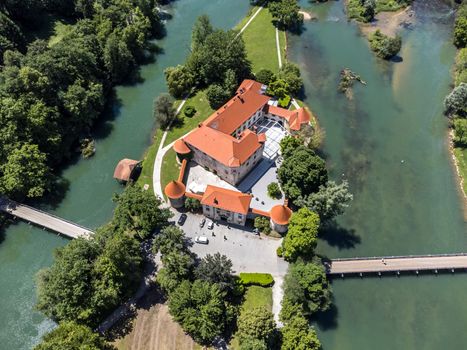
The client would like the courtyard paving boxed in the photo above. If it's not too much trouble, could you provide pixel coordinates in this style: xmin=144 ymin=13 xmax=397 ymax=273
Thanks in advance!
xmin=173 ymin=211 xmax=288 ymax=276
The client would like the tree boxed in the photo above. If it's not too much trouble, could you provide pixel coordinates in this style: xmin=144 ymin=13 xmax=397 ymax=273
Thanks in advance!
xmin=153 ymin=225 xmax=188 ymax=256
xmin=187 ymin=29 xmax=251 ymax=87
xmin=1 ymin=143 xmax=52 ymax=199
xmin=296 ymin=181 xmax=353 ymax=222
xmin=168 ymin=279 xmax=231 ymax=345
xmin=239 ymin=338 xmax=268 ymax=350
xmin=165 ymin=65 xmax=194 ymax=98
xmin=103 ymin=31 xmax=134 ymax=83
xmin=112 ymin=184 xmax=172 ymax=239
xmin=255 ymin=69 xmax=276 ymax=85
xmin=455 ymin=7 xmax=467 ymax=48
xmin=223 ymin=68 xmax=238 ymax=95
xmin=192 ymin=15 xmax=214 ymax=50
xmin=278 ymin=62 xmax=303 ymax=96
xmin=444 ymin=83 xmax=467 ymax=117
xmin=236 ymin=307 xmax=277 ymax=348
xmin=254 ymin=216 xmax=272 ymax=235
xmin=280 ymin=135 xmax=304 ymax=158
xmin=281 ymin=208 xmax=320 ymax=261
xmin=279 ymin=298 xmax=305 ymax=324
xmin=361 ymin=0 xmax=376 ymax=23
xmin=278 ymin=146 xmax=328 ymax=201
xmin=267 ymin=182 xmax=282 ymax=199
xmin=206 ymin=83 xmax=229 ymax=109
xmin=454 ymin=118 xmax=467 ymax=146
xmin=269 ymin=0 xmax=303 ymax=30
xmin=368 ymin=30 xmax=401 ymax=59
xmin=195 ymin=253 xmax=235 ymax=293
xmin=283 ymin=260 xmax=332 ymax=316
xmin=34 ymin=321 xmax=113 ymax=350
xmin=153 ymin=93 xmax=176 ymax=129
xmin=280 ymin=315 xmax=321 ymax=350
xmin=185 ymin=197 xmax=201 ymax=212
xmin=267 ymin=78 xmax=289 ymax=100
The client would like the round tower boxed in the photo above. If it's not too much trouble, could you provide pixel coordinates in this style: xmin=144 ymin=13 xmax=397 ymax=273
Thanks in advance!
xmin=164 ymin=180 xmax=186 ymax=208
xmin=173 ymin=139 xmax=191 ymax=162
xmin=270 ymin=204 xmax=292 ymax=233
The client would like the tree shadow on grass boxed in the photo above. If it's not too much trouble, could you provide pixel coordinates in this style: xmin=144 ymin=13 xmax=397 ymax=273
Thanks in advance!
xmin=319 ymin=221 xmax=361 ymax=250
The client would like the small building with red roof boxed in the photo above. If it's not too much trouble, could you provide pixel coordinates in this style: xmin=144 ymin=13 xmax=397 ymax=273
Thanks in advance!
xmin=200 ymin=185 xmax=252 ymax=226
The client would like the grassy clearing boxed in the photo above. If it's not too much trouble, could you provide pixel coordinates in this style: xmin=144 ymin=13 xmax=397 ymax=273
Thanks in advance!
xmin=230 ymin=286 xmax=273 ymax=349
xmin=160 ymin=148 xmax=181 ymax=199
xmin=136 ymin=129 xmax=163 ymax=192
xmin=163 ymin=90 xmax=214 ymax=147
xmin=375 ymin=0 xmax=409 ymax=13
xmin=454 ymin=147 xmax=467 ymax=196
xmin=241 ymin=8 xmax=281 ymax=74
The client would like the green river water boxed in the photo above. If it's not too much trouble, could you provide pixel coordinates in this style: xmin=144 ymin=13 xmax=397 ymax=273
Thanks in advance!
xmin=0 ymin=0 xmax=466 ymax=349
xmin=289 ymin=0 xmax=467 ymax=348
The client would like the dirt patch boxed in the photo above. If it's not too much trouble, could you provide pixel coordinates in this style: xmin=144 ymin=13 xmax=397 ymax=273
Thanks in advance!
xmin=360 ymin=6 xmax=414 ymax=37
xmin=112 ymin=289 xmax=196 ymax=350
xmin=448 ymin=130 xmax=467 ymax=218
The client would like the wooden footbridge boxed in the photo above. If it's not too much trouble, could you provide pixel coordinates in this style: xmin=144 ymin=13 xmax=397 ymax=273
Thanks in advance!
xmin=0 ymin=197 xmax=93 ymax=239
xmin=327 ymin=254 xmax=467 ymax=277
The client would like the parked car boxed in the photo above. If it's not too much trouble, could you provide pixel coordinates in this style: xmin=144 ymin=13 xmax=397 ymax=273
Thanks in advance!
xmin=207 ymin=220 xmax=214 ymax=230
xmin=199 ymin=218 xmax=206 ymax=228
xmin=194 ymin=236 xmax=209 ymax=244
xmin=177 ymin=213 xmax=187 ymax=226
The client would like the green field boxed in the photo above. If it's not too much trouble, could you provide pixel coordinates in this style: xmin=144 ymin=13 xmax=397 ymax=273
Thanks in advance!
xmin=454 ymin=147 xmax=467 ymax=195
xmin=136 ymin=129 xmax=163 ymax=192
xmin=160 ymin=148 xmax=181 ymax=199
xmin=240 ymin=8 xmax=285 ymax=74
xmin=163 ymin=90 xmax=214 ymax=147
xmin=230 ymin=286 xmax=273 ymax=349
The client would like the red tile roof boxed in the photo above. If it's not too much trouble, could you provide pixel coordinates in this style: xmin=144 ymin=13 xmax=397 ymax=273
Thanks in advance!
xmin=164 ymin=180 xmax=186 ymax=199
xmin=173 ymin=139 xmax=191 ymax=154
xmin=203 ymin=80 xmax=270 ymax=135
xmin=113 ymin=159 xmax=140 ymax=181
xmin=267 ymin=105 xmax=311 ymax=131
xmin=201 ymin=185 xmax=252 ymax=214
xmin=270 ymin=204 xmax=293 ymax=225
xmin=183 ymin=127 xmax=262 ymax=167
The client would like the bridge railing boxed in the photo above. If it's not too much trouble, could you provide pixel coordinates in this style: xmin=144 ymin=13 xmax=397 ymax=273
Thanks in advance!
xmin=331 ymin=253 xmax=467 ymax=262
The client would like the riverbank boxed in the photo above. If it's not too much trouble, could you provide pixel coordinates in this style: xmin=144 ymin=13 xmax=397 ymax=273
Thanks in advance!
xmin=359 ymin=6 xmax=414 ymax=37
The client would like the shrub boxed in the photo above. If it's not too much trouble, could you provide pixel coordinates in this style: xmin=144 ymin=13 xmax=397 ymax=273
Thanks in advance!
xmin=206 ymin=83 xmax=229 ymax=109
xmin=267 ymin=182 xmax=282 ymax=199
xmin=368 ymin=30 xmax=401 ymax=59
xmin=185 ymin=197 xmax=201 ymax=212
xmin=278 ymin=95 xmax=291 ymax=108
xmin=255 ymin=69 xmax=275 ymax=85
xmin=276 ymin=246 xmax=283 ymax=257
xmin=254 ymin=216 xmax=271 ymax=235
xmin=455 ymin=6 xmax=467 ymax=48
xmin=239 ymin=273 xmax=274 ymax=287
xmin=184 ymin=105 xmax=196 ymax=118
xmin=454 ymin=118 xmax=467 ymax=147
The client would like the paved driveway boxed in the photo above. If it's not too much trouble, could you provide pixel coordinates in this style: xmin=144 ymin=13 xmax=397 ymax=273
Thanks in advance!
xmin=174 ymin=211 xmax=288 ymax=276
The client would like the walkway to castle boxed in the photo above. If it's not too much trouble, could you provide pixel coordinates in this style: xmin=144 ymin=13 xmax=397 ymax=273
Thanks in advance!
xmin=327 ymin=254 xmax=467 ymax=275
xmin=0 ymin=197 xmax=93 ymax=239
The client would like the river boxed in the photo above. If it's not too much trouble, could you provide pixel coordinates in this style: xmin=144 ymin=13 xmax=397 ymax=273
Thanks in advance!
xmin=289 ymin=0 xmax=467 ymax=349
xmin=1 ymin=0 xmax=466 ymax=349
xmin=0 ymin=1 xmax=250 ymax=349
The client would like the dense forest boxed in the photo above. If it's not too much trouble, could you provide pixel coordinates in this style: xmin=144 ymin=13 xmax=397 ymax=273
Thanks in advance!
xmin=0 ymin=0 xmax=163 ymax=201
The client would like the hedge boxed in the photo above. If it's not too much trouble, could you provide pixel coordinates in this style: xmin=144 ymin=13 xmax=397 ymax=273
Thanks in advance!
xmin=239 ymin=273 xmax=274 ymax=287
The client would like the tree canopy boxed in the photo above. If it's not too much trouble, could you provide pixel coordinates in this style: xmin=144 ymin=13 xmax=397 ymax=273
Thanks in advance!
xmin=236 ymin=306 xmax=277 ymax=349
xmin=283 ymin=260 xmax=332 ymax=316
xmin=281 ymin=208 xmax=320 ymax=261
xmin=268 ymin=0 xmax=303 ymax=30
xmin=34 ymin=321 xmax=113 ymax=350
xmin=278 ymin=145 xmax=328 ymax=201
xmin=195 ymin=253 xmax=236 ymax=293
xmin=368 ymin=30 xmax=401 ymax=59
xmin=280 ymin=315 xmax=321 ymax=350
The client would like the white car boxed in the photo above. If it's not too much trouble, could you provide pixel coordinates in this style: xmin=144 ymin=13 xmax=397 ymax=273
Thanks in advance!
xmin=194 ymin=236 xmax=209 ymax=244
xmin=207 ymin=220 xmax=214 ymax=230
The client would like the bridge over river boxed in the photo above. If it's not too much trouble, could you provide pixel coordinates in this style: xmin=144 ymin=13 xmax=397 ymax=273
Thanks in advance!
xmin=0 ymin=197 xmax=93 ymax=239
xmin=327 ymin=254 xmax=467 ymax=277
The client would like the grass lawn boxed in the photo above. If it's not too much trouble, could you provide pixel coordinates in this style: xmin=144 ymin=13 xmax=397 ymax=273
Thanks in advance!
xmin=160 ymin=148 xmax=181 ymax=199
xmin=136 ymin=129 xmax=163 ymax=192
xmin=163 ymin=90 xmax=214 ymax=147
xmin=241 ymin=8 xmax=283 ymax=74
xmin=454 ymin=147 xmax=467 ymax=196
xmin=230 ymin=286 xmax=273 ymax=349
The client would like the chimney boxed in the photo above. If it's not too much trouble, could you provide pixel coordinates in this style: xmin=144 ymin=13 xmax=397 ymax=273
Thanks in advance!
xmin=214 ymin=197 xmax=218 ymax=205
